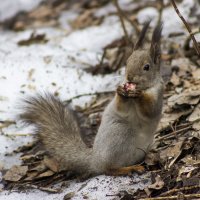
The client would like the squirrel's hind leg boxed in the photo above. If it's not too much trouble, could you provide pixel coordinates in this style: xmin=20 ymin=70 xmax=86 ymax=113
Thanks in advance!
xmin=106 ymin=165 xmax=145 ymax=176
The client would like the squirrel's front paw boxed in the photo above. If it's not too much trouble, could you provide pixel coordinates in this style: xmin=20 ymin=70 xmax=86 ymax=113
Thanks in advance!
xmin=117 ymin=85 xmax=127 ymax=97
xmin=117 ymin=85 xmax=141 ymax=98
xmin=127 ymin=89 xmax=142 ymax=98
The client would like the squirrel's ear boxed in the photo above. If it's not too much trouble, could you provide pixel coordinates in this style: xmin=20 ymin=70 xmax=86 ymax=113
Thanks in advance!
xmin=150 ymin=23 xmax=163 ymax=64
xmin=134 ymin=20 xmax=151 ymax=50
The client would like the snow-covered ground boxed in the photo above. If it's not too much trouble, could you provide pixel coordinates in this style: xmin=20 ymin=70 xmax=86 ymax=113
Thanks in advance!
xmin=0 ymin=0 xmax=198 ymax=199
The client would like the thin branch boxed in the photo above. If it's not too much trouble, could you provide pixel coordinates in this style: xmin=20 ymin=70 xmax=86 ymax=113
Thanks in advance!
xmin=25 ymin=183 xmax=61 ymax=193
xmin=184 ymin=28 xmax=200 ymax=51
xmin=160 ymin=185 xmax=200 ymax=197
xmin=155 ymin=125 xmax=192 ymax=142
xmin=113 ymin=0 xmax=129 ymax=45
xmin=171 ymin=0 xmax=200 ymax=56
xmin=120 ymin=12 xmax=140 ymax=36
xmin=139 ymin=193 xmax=200 ymax=200
xmin=64 ymin=91 xmax=114 ymax=104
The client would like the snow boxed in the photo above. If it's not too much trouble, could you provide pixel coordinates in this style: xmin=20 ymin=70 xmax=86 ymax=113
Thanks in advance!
xmin=137 ymin=0 xmax=195 ymax=36
xmin=0 ymin=0 xmax=198 ymax=199
xmin=1 ymin=174 xmax=150 ymax=200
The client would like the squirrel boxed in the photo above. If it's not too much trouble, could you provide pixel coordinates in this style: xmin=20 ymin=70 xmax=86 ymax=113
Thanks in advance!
xmin=19 ymin=21 xmax=164 ymax=177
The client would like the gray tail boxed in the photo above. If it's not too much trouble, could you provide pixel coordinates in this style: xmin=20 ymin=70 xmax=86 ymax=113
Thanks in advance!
xmin=19 ymin=93 xmax=92 ymax=173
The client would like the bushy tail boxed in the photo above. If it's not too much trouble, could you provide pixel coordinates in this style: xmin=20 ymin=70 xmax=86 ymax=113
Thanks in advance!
xmin=19 ymin=93 xmax=92 ymax=173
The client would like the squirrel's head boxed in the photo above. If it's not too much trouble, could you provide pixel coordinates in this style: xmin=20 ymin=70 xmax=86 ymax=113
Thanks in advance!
xmin=125 ymin=20 xmax=163 ymax=90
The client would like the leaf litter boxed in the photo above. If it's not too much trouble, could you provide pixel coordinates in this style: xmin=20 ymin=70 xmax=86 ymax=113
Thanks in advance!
xmin=0 ymin=0 xmax=200 ymax=199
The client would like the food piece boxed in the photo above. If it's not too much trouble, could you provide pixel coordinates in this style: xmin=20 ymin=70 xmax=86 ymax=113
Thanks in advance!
xmin=124 ymin=82 xmax=136 ymax=91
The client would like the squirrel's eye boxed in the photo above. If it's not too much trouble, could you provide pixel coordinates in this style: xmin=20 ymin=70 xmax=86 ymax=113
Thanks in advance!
xmin=143 ymin=64 xmax=150 ymax=71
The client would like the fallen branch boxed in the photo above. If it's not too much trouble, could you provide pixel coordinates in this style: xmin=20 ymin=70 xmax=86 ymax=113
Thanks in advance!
xmin=160 ymin=185 xmax=200 ymax=197
xmin=155 ymin=125 xmax=192 ymax=141
xmin=64 ymin=91 xmax=114 ymax=104
xmin=140 ymin=193 xmax=200 ymax=200
xmin=171 ymin=0 xmax=200 ymax=56
xmin=26 ymin=183 xmax=62 ymax=193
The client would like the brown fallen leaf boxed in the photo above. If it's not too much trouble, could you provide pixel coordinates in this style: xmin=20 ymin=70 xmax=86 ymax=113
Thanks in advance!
xmin=36 ymin=170 xmax=54 ymax=179
xmin=64 ymin=192 xmax=75 ymax=200
xmin=181 ymin=155 xmax=200 ymax=166
xmin=177 ymin=165 xmax=198 ymax=181
xmin=43 ymin=156 xmax=59 ymax=172
xmin=18 ymin=32 xmax=48 ymax=46
xmin=145 ymin=151 xmax=160 ymax=166
xmin=192 ymin=68 xmax=200 ymax=80
xmin=148 ymin=175 xmax=164 ymax=190
xmin=170 ymin=72 xmax=181 ymax=86
xmin=160 ymin=140 xmax=184 ymax=164
xmin=70 ymin=9 xmax=102 ymax=30
xmin=187 ymin=103 xmax=200 ymax=122
xmin=145 ymin=175 xmax=165 ymax=196
xmin=3 ymin=165 xmax=28 ymax=182
xmin=29 ymin=163 xmax=47 ymax=173
xmin=28 ymin=5 xmax=52 ymax=19
xmin=171 ymin=58 xmax=191 ymax=75
xmin=158 ymin=109 xmax=191 ymax=131
xmin=24 ymin=171 xmax=39 ymax=181
xmin=192 ymin=122 xmax=200 ymax=132
xmin=167 ymin=90 xmax=200 ymax=107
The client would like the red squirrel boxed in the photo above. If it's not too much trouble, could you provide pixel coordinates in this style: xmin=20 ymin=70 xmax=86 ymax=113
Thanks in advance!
xmin=20 ymin=21 xmax=164 ymax=176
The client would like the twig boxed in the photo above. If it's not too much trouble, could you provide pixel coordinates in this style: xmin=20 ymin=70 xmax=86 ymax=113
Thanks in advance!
xmin=0 ymin=120 xmax=16 ymax=129
xmin=64 ymin=91 xmax=114 ymax=104
xmin=139 ymin=193 xmax=200 ymax=200
xmin=160 ymin=185 xmax=200 ymax=197
xmin=99 ymin=49 xmax=106 ymax=67
xmin=4 ymin=133 xmax=32 ymax=137
xmin=120 ymin=12 xmax=140 ymax=36
xmin=171 ymin=0 xmax=200 ymax=56
xmin=113 ymin=0 xmax=129 ymax=45
xmin=25 ymin=183 xmax=61 ymax=193
xmin=155 ymin=126 xmax=192 ymax=141
xmin=184 ymin=28 xmax=200 ymax=51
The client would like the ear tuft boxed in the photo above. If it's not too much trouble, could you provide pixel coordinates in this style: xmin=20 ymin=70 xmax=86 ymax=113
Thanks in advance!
xmin=134 ymin=20 xmax=151 ymax=50
xmin=150 ymin=22 xmax=163 ymax=64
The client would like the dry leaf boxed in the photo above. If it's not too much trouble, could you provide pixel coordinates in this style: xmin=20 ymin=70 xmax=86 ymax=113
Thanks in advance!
xmin=167 ymin=90 xmax=200 ymax=107
xmin=148 ymin=175 xmax=164 ymax=190
xmin=145 ymin=151 xmax=160 ymax=166
xmin=171 ymin=58 xmax=191 ymax=74
xmin=170 ymin=72 xmax=180 ymax=86
xmin=192 ymin=68 xmax=200 ymax=80
xmin=36 ymin=170 xmax=54 ymax=178
xmin=158 ymin=110 xmax=190 ymax=131
xmin=71 ymin=9 xmax=101 ymax=29
xmin=28 ymin=6 xmax=52 ymax=19
xmin=64 ymin=192 xmax=75 ymax=200
xmin=24 ymin=171 xmax=39 ymax=181
xmin=177 ymin=166 xmax=198 ymax=181
xmin=187 ymin=103 xmax=200 ymax=122
xmin=18 ymin=32 xmax=48 ymax=46
xmin=30 ymin=163 xmax=47 ymax=172
xmin=43 ymin=156 xmax=59 ymax=172
xmin=3 ymin=165 xmax=28 ymax=182
xmin=160 ymin=141 xmax=183 ymax=162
